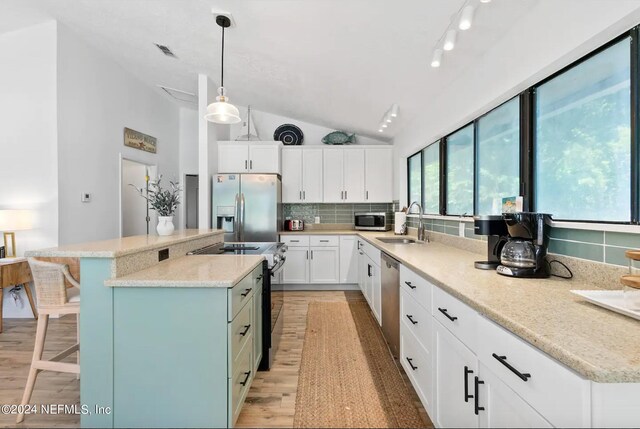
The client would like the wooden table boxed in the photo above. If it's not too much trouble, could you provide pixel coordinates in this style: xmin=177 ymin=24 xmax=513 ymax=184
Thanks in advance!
xmin=0 ymin=257 xmax=37 ymax=333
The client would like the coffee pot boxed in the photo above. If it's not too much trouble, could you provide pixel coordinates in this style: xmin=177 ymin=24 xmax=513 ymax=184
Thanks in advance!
xmin=497 ymin=212 xmax=551 ymax=278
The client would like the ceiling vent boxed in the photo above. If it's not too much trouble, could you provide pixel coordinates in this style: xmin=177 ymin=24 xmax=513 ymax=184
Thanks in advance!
xmin=157 ymin=85 xmax=197 ymax=104
xmin=154 ymin=43 xmax=177 ymax=58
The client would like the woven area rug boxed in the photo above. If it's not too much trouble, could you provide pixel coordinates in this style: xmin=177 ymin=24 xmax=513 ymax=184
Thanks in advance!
xmin=293 ymin=301 xmax=427 ymax=428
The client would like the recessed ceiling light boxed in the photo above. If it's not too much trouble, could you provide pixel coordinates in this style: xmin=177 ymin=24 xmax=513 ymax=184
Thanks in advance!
xmin=459 ymin=5 xmax=474 ymax=30
xmin=431 ymin=49 xmax=443 ymax=68
xmin=443 ymin=30 xmax=457 ymax=51
xmin=480 ymin=0 xmax=491 ymax=3
xmin=382 ymin=123 xmax=388 ymax=128
xmin=378 ymin=129 xmax=384 ymax=133
xmin=390 ymin=104 xmax=399 ymax=118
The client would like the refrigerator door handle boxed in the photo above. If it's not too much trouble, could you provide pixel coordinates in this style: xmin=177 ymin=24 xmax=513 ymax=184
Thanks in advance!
xmin=239 ymin=193 xmax=246 ymax=241
xmin=234 ymin=193 xmax=241 ymax=241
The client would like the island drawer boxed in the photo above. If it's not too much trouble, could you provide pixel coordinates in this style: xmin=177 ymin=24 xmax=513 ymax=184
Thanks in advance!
xmin=229 ymin=335 xmax=254 ymax=427
xmin=281 ymin=235 xmax=309 ymax=247
xmin=476 ymin=315 xmax=590 ymax=428
xmin=400 ymin=287 xmax=432 ymax=351
xmin=229 ymin=299 xmax=253 ymax=369
xmin=228 ymin=266 xmax=259 ymax=321
xmin=309 ymin=235 xmax=339 ymax=247
xmin=400 ymin=265 xmax=432 ymax=312
xmin=432 ymin=286 xmax=477 ymax=352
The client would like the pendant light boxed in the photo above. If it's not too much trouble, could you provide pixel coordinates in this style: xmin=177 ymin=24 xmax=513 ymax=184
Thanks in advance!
xmin=205 ymin=15 xmax=241 ymax=124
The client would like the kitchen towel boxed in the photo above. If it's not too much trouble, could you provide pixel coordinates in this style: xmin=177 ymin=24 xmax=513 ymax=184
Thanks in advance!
xmin=394 ymin=212 xmax=407 ymax=234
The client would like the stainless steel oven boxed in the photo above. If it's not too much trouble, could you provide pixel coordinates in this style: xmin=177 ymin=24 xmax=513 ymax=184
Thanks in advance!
xmin=354 ymin=212 xmax=390 ymax=231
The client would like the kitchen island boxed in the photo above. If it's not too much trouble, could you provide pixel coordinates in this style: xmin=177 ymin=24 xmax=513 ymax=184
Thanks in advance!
xmin=26 ymin=230 xmax=265 ymax=428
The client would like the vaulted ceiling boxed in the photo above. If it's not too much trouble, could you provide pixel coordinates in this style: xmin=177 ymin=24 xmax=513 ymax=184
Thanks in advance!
xmin=0 ymin=0 xmax=621 ymax=141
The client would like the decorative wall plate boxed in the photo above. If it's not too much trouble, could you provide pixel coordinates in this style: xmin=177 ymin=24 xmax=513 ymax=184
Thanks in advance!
xmin=274 ymin=124 xmax=304 ymax=145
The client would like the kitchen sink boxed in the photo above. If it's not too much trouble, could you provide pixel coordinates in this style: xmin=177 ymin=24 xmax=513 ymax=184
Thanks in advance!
xmin=377 ymin=237 xmax=417 ymax=244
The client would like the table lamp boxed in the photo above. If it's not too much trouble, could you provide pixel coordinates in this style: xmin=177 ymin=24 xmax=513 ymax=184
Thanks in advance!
xmin=0 ymin=210 xmax=33 ymax=258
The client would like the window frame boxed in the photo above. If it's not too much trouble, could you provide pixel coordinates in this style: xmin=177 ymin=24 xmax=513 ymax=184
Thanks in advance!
xmin=405 ymin=26 xmax=639 ymax=225
xmin=406 ymin=150 xmax=423 ymax=210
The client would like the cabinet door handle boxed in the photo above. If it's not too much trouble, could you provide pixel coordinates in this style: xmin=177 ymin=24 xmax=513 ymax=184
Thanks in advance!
xmin=245 ymin=160 xmax=248 ymax=170
xmin=341 ymin=191 xmax=344 ymax=200
xmin=239 ymin=324 xmax=251 ymax=336
xmin=406 ymin=314 xmax=418 ymax=325
xmin=250 ymin=160 xmax=253 ymax=170
xmin=464 ymin=366 xmax=474 ymax=402
xmin=303 ymin=190 xmax=306 ymax=200
xmin=240 ymin=371 xmax=252 ymax=386
xmin=306 ymin=250 xmax=309 ymax=259
xmin=366 ymin=190 xmax=369 ymax=200
xmin=492 ymin=353 xmax=531 ymax=382
xmin=404 ymin=281 xmax=416 ymax=290
xmin=299 ymin=191 xmax=302 ymax=200
xmin=367 ymin=264 xmax=372 ymax=277
xmin=474 ymin=376 xmax=485 ymax=415
xmin=405 ymin=357 xmax=418 ymax=371
xmin=345 ymin=190 xmax=347 ymax=199
xmin=311 ymin=250 xmax=314 ymax=260
xmin=241 ymin=288 xmax=252 ymax=297
xmin=438 ymin=307 xmax=458 ymax=322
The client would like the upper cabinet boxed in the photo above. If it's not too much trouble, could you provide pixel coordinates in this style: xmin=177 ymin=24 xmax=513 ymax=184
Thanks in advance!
xmin=364 ymin=147 xmax=393 ymax=203
xmin=218 ymin=141 xmax=282 ymax=174
xmin=282 ymin=147 xmax=323 ymax=203
xmin=323 ymin=148 xmax=366 ymax=203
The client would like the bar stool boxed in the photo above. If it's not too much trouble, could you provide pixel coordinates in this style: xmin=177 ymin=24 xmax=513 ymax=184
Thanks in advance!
xmin=16 ymin=258 xmax=80 ymax=424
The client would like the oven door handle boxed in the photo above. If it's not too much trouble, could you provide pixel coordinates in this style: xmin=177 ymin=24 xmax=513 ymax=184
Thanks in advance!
xmin=271 ymin=255 xmax=286 ymax=276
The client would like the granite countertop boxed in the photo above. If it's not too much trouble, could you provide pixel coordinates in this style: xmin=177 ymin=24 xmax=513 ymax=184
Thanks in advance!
xmin=25 ymin=229 xmax=224 ymax=258
xmin=280 ymin=229 xmax=359 ymax=235
xmin=105 ymin=255 xmax=264 ymax=288
xmin=354 ymin=230 xmax=640 ymax=383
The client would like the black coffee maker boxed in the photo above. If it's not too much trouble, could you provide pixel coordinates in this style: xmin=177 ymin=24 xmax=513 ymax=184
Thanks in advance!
xmin=497 ymin=212 xmax=551 ymax=278
xmin=473 ymin=215 xmax=509 ymax=270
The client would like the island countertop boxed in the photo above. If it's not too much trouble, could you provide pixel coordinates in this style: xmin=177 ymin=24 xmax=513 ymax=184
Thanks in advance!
xmin=25 ymin=229 xmax=224 ymax=258
xmin=105 ymin=254 xmax=265 ymax=288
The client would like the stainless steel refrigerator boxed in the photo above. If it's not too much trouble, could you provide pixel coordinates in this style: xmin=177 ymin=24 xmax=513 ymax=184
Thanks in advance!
xmin=213 ymin=174 xmax=282 ymax=242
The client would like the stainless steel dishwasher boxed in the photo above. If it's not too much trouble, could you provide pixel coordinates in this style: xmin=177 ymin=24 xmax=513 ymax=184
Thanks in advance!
xmin=381 ymin=252 xmax=400 ymax=358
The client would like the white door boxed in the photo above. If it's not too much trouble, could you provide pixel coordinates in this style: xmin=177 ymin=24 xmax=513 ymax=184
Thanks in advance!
xmin=281 ymin=247 xmax=309 ymax=283
xmin=365 ymin=147 xmax=393 ymax=202
xmin=309 ymin=247 xmax=340 ymax=284
xmin=121 ymin=158 xmax=157 ymax=237
xmin=478 ymin=363 xmax=552 ymax=428
xmin=301 ymin=148 xmax=323 ymax=202
xmin=370 ymin=261 xmax=382 ymax=325
xmin=218 ymin=144 xmax=249 ymax=173
xmin=435 ymin=320 xmax=479 ymax=429
xmin=281 ymin=149 xmax=302 ymax=203
xmin=339 ymin=236 xmax=358 ymax=283
xmin=322 ymin=148 xmax=344 ymax=203
xmin=249 ymin=144 xmax=280 ymax=174
xmin=343 ymin=148 xmax=366 ymax=202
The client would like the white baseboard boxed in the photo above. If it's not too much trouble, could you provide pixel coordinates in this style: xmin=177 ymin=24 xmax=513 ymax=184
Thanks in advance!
xmin=272 ymin=283 xmax=359 ymax=291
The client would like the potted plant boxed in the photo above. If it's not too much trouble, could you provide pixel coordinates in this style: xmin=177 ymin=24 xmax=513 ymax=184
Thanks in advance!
xmin=131 ymin=176 xmax=181 ymax=236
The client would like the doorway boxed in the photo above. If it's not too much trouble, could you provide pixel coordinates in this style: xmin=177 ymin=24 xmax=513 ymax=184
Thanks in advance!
xmin=121 ymin=158 xmax=157 ymax=237
xmin=184 ymin=174 xmax=199 ymax=229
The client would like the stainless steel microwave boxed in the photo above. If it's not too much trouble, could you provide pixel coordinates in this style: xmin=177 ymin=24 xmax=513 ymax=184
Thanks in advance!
xmin=354 ymin=212 xmax=390 ymax=231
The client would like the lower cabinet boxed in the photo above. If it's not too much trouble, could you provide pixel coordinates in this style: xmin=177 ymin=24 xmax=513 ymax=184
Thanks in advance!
xmin=280 ymin=235 xmax=354 ymax=286
xmin=339 ymin=236 xmax=358 ymax=283
xmin=281 ymin=247 xmax=309 ymax=283
xmin=357 ymin=240 xmax=381 ymax=325
xmin=309 ymin=247 xmax=340 ymax=283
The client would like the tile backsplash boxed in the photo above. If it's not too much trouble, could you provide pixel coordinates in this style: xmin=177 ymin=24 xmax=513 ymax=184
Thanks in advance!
xmin=284 ymin=203 xmax=393 ymax=225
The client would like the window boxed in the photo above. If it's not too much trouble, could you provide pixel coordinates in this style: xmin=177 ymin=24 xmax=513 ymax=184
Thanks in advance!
xmin=476 ymin=98 xmax=520 ymax=215
xmin=535 ymin=38 xmax=631 ymax=222
xmin=408 ymin=152 xmax=422 ymax=208
xmin=446 ymin=124 xmax=474 ymax=215
xmin=422 ymin=143 xmax=440 ymax=214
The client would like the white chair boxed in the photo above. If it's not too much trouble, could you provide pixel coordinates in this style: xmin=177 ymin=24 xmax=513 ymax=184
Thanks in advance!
xmin=17 ymin=258 xmax=80 ymax=424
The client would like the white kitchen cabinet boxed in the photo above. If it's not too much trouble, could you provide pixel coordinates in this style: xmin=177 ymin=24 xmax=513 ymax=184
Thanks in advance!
xmin=400 ymin=318 xmax=434 ymax=418
xmin=281 ymin=247 xmax=309 ymax=283
xmin=309 ymin=247 xmax=340 ymax=284
xmin=218 ymin=142 xmax=281 ymax=174
xmin=364 ymin=147 xmax=393 ymax=202
xmin=357 ymin=240 xmax=367 ymax=294
xmin=477 ymin=363 xmax=552 ymax=428
xmin=435 ymin=319 xmax=479 ymax=428
xmin=322 ymin=148 xmax=365 ymax=203
xmin=339 ymin=236 xmax=358 ymax=284
xmin=370 ymin=260 xmax=381 ymax=325
xmin=281 ymin=147 xmax=323 ymax=203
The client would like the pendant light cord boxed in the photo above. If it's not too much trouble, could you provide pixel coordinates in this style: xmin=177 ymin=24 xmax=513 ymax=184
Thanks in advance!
xmin=221 ymin=24 xmax=225 ymax=89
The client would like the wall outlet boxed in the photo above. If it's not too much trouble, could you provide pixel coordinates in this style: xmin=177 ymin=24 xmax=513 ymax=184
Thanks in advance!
xmin=459 ymin=222 xmax=465 ymax=237
xmin=81 ymin=193 xmax=92 ymax=203
xmin=314 ymin=216 xmax=320 ymax=224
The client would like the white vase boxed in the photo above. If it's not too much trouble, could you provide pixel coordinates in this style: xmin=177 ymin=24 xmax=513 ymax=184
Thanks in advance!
xmin=157 ymin=216 xmax=175 ymax=236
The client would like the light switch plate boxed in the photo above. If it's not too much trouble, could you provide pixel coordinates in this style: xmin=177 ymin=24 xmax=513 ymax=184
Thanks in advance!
xmin=81 ymin=193 xmax=92 ymax=203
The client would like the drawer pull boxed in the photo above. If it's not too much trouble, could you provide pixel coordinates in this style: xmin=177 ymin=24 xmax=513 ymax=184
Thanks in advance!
xmin=290 ymin=240 xmax=300 ymax=242
xmin=464 ymin=366 xmax=473 ymax=402
xmin=406 ymin=314 xmax=418 ymax=325
xmin=256 ymin=274 xmax=263 ymax=281
xmin=239 ymin=324 xmax=251 ymax=336
xmin=320 ymin=239 xmax=329 ymax=242
xmin=240 ymin=370 xmax=252 ymax=386
xmin=404 ymin=281 xmax=416 ymax=289
xmin=367 ymin=264 xmax=372 ymax=277
xmin=492 ymin=353 xmax=531 ymax=382
xmin=438 ymin=307 xmax=458 ymax=322
xmin=405 ymin=357 xmax=418 ymax=371
xmin=474 ymin=376 xmax=485 ymax=415
xmin=241 ymin=288 xmax=252 ymax=297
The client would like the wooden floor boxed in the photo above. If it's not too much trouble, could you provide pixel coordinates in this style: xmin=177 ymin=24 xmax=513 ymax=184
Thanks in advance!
xmin=0 ymin=291 xmax=430 ymax=428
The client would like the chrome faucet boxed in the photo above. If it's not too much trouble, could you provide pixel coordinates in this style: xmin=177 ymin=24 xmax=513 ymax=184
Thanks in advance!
xmin=407 ymin=201 xmax=427 ymax=242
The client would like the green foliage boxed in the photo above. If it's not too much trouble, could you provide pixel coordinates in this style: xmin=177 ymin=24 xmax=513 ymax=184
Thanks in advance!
xmin=130 ymin=176 xmax=182 ymax=217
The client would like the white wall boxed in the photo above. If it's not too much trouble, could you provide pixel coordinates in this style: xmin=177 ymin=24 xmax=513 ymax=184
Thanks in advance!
xmin=393 ymin=2 xmax=640 ymax=206
xmin=197 ymin=75 xmax=220 ymax=229
xmin=230 ymin=105 xmax=388 ymax=146
xmin=178 ymin=107 xmax=199 ymax=229
xmin=57 ymin=24 xmax=180 ymax=244
xmin=0 ymin=21 xmax=58 ymax=318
